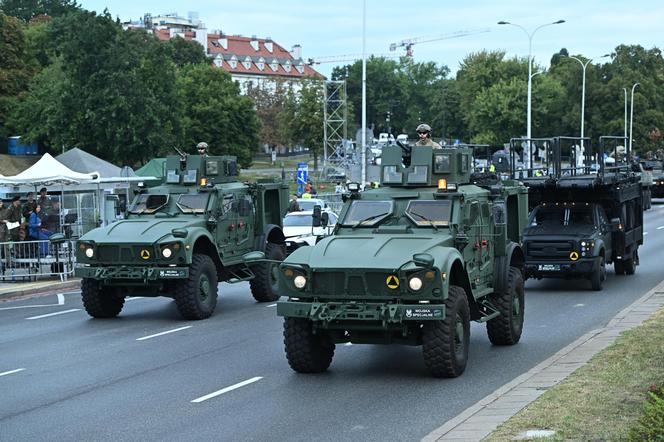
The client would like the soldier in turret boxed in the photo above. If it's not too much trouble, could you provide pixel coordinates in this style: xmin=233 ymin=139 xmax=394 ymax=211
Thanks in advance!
xmin=414 ymin=123 xmax=441 ymax=149
xmin=197 ymin=142 xmax=209 ymax=157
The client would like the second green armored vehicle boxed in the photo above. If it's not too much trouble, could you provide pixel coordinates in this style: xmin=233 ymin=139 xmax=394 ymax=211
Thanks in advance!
xmin=75 ymin=152 xmax=288 ymax=320
xmin=274 ymin=144 xmax=529 ymax=377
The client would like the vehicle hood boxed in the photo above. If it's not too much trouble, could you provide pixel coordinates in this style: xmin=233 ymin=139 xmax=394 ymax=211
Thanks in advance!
xmin=286 ymin=234 xmax=453 ymax=269
xmin=524 ymin=224 xmax=598 ymax=238
xmin=79 ymin=218 xmax=206 ymax=244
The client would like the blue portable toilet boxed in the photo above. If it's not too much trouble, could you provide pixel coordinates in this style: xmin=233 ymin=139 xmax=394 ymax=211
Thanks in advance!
xmin=7 ymin=136 xmax=38 ymax=155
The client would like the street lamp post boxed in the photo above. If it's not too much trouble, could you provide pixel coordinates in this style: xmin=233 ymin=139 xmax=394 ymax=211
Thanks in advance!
xmin=629 ymin=82 xmax=639 ymax=155
xmin=623 ymin=88 xmax=628 ymax=141
xmin=498 ymin=19 xmax=565 ymax=170
xmin=563 ymin=54 xmax=610 ymax=147
xmin=361 ymin=0 xmax=367 ymax=187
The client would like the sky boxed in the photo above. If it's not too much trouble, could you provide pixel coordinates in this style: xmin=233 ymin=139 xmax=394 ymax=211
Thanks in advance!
xmin=77 ymin=0 xmax=663 ymax=78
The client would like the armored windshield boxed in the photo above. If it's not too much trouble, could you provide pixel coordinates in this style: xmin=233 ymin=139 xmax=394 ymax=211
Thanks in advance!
xmin=406 ymin=200 xmax=452 ymax=226
xmin=341 ymin=200 xmax=393 ymax=227
xmin=177 ymin=193 xmax=210 ymax=214
xmin=128 ymin=194 xmax=169 ymax=214
xmin=530 ymin=206 xmax=594 ymax=226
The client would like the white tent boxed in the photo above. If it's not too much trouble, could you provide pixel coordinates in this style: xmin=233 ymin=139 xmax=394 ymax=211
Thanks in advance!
xmin=0 ymin=153 xmax=99 ymax=185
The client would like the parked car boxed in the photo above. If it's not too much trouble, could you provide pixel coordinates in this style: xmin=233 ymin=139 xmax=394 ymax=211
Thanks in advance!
xmin=283 ymin=210 xmax=338 ymax=252
xmin=297 ymin=198 xmax=330 ymax=212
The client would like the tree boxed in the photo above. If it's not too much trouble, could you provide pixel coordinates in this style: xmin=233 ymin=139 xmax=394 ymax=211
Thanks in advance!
xmin=176 ymin=63 xmax=260 ymax=168
xmin=279 ymin=78 xmax=325 ymax=170
xmin=10 ymin=10 xmax=181 ymax=165
xmin=246 ymin=80 xmax=289 ymax=153
xmin=164 ymin=36 xmax=211 ymax=68
xmin=0 ymin=12 xmax=38 ymax=143
xmin=0 ymin=0 xmax=79 ymax=22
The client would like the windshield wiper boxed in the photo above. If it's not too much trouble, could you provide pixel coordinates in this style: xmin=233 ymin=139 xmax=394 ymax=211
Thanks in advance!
xmin=351 ymin=212 xmax=390 ymax=230
xmin=409 ymin=211 xmax=439 ymax=231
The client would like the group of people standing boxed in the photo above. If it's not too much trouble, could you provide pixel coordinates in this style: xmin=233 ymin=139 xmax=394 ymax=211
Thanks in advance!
xmin=0 ymin=187 xmax=60 ymax=245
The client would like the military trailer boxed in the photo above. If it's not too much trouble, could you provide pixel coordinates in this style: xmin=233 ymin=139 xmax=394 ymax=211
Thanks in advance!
xmin=273 ymin=144 xmax=529 ymax=378
xmin=517 ymin=136 xmax=644 ymax=290
xmin=75 ymin=152 xmax=288 ymax=320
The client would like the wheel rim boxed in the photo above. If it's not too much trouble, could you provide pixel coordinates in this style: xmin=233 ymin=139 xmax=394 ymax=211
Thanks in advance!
xmin=454 ymin=315 xmax=464 ymax=353
xmin=199 ymin=273 xmax=210 ymax=301
xmin=512 ymin=294 xmax=521 ymax=318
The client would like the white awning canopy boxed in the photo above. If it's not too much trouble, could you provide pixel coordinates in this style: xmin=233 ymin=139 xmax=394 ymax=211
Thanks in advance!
xmin=0 ymin=153 xmax=99 ymax=185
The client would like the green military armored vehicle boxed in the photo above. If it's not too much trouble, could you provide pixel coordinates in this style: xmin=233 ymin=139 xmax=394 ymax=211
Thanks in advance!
xmin=273 ymin=144 xmax=529 ymax=377
xmin=75 ymin=152 xmax=288 ymax=320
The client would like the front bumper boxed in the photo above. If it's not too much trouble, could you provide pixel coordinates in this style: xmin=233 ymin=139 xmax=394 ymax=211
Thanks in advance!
xmin=75 ymin=265 xmax=189 ymax=283
xmin=524 ymin=257 xmax=599 ymax=279
xmin=277 ymin=300 xmax=444 ymax=324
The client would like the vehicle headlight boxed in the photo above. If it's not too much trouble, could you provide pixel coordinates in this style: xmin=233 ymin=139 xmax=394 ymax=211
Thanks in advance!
xmin=85 ymin=247 xmax=94 ymax=258
xmin=409 ymin=277 xmax=423 ymax=291
xmin=162 ymin=247 xmax=172 ymax=258
xmin=581 ymin=241 xmax=586 ymax=247
xmin=293 ymin=275 xmax=307 ymax=289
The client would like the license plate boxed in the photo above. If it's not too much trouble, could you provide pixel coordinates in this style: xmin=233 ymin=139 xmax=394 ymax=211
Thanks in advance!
xmin=538 ymin=264 xmax=560 ymax=271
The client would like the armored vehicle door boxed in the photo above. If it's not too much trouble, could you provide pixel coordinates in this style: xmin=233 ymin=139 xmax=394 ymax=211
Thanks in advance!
xmin=215 ymin=192 xmax=255 ymax=259
xmin=462 ymin=201 xmax=483 ymax=289
xmin=478 ymin=202 xmax=494 ymax=285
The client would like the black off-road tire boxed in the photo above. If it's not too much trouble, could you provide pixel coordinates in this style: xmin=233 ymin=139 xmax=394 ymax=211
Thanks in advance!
xmin=486 ymin=267 xmax=525 ymax=346
xmin=591 ymin=256 xmax=606 ymax=291
xmin=283 ymin=317 xmax=335 ymax=373
xmin=174 ymin=254 xmax=218 ymax=320
xmin=81 ymin=278 xmax=125 ymax=318
xmin=623 ymin=250 xmax=637 ymax=275
xmin=250 ymin=243 xmax=285 ymax=302
xmin=422 ymin=285 xmax=470 ymax=378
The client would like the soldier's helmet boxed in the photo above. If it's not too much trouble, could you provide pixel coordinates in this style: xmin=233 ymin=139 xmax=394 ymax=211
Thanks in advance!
xmin=416 ymin=123 xmax=432 ymax=133
xmin=197 ymin=142 xmax=208 ymax=150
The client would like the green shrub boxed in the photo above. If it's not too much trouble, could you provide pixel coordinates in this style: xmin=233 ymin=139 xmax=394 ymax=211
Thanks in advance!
xmin=629 ymin=384 xmax=664 ymax=441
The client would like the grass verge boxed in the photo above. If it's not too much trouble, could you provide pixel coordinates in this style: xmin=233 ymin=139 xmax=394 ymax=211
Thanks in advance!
xmin=485 ymin=306 xmax=664 ymax=441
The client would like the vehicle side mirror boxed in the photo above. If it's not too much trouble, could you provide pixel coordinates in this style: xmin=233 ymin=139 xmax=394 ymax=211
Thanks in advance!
xmin=321 ymin=212 xmax=329 ymax=228
xmin=312 ymin=205 xmax=322 ymax=227
xmin=412 ymin=253 xmax=434 ymax=268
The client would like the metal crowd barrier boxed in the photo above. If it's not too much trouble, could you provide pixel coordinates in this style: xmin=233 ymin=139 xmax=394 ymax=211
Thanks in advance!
xmin=0 ymin=239 xmax=76 ymax=282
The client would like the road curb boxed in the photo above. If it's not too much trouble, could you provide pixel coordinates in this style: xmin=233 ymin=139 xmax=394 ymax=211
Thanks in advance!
xmin=423 ymin=278 xmax=664 ymax=442
xmin=0 ymin=279 xmax=81 ymax=302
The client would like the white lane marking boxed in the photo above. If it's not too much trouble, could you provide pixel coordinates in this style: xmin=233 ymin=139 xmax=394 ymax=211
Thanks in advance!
xmin=344 ymin=342 xmax=353 ymax=346
xmin=267 ymin=303 xmax=277 ymax=308
xmin=0 ymin=368 xmax=25 ymax=377
xmin=26 ymin=309 xmax=80 ymax=320
xmin=573 ymin=304 xmax=585 ymax=308
xmin=126 ymin=297 xmax=145 ymax=301
xmin=136 ymin=326 xmax=192 ymax=341
xmin=644 ymin=232 xmax=649 ymax=235
xmin=0 ymin=293 xmax=67 ymax=311
xmin=191 ymin=376 xmax=263 ymax=403
xmin=657 ymin=226 xmax=664 ymax=230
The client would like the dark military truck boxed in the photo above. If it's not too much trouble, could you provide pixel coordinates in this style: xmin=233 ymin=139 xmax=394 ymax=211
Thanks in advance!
xmin=272 ymin=144 xmax=529 ymax=378
xmin=645 ymin=159 xmax=664 ymax=199
xmin=75 ymin=153 xmax=288 ymax=320
xmin=517 ymin=136 xmax=644 ymax=290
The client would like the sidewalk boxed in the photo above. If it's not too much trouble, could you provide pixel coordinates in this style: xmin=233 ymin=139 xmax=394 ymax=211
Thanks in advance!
xmin=0 ymin=278 xmax=81 ymax=301
xmin=423 ymin=279 xmax=664 ymax=441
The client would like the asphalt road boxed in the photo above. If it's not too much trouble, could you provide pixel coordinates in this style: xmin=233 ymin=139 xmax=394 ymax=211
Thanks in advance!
xmin=2 ymin=204 xmax=664 ymax=441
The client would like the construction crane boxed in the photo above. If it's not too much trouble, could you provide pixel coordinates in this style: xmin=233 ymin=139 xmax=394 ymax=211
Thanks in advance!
xmin=307 ymin=52 xmax=403 ymax=65
xmin=389 ymin=28 xmax=491 ymax=57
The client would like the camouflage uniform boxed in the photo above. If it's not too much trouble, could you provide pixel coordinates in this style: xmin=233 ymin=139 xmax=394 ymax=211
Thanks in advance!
xmin=415 ymin=138 xmax=442 ymax=149
xmin=6 ymin=201 xmax=22 ymax=242
xmin=0 ymin=201 xmax=8 ymax=243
